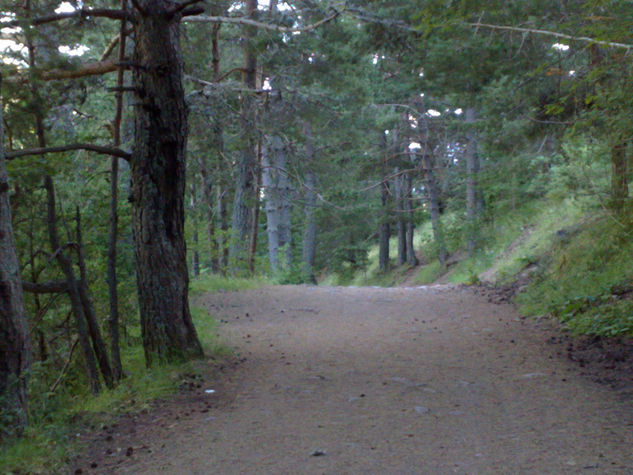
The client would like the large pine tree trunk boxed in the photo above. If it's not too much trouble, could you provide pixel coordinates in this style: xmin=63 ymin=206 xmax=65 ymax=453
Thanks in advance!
xmin=229 ymin=0 xmax=258 ymax=274
xmin=0 ymin=101 xmax=31 ymax=438
xmin=130 ymin=0 xmax=203 ymax=366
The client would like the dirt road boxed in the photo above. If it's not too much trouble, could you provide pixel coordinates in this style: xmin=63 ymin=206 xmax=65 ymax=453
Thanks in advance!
xmin=83 ymin=285 xmax=633 ymax=474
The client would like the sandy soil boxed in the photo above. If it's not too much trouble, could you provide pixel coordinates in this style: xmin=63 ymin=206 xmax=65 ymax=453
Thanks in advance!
xmin=76 ymin=285 xmax=633 ymax=474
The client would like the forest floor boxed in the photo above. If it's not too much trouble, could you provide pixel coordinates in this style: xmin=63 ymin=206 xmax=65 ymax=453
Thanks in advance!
xmin=75 ymin=285 xmax=633 ymax=474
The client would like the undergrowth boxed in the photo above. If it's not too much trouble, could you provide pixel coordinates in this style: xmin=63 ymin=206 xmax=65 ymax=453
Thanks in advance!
xmin=516 ymin=214 xmax=633 ymax=336
xmin=0 ymin=275 xmax=260 ymax=474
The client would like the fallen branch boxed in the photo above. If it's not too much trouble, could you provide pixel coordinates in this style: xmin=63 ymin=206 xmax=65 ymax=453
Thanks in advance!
xmin=49 ymin=338 xmax=79 ymax=394
xmin=7 ymin=143 xmax=131 ymax=161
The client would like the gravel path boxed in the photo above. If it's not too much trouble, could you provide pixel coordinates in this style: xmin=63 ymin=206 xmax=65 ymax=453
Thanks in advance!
xmin=82 ymin=285 xmax=633 ymax=474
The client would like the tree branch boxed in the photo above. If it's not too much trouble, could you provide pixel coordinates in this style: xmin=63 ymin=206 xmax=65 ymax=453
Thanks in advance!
xmin=7 ymin=143 xmax=131 ymax=161
xmin=169 ymin=0 xmax=205 ymax=17
xmin=6 ymin=59 xmax=121 ymax=83
xmin=184 ymin=9 xmax=342 ymax=33
xmin=465 ymin=22 xmax=633 ymax=50
xmin=22 ymin=280 xmax=70 ymax=294
xmin=100 ymin=28 xmax=134 ymax=61
xmin=5 ymin=8 xmax=133 ymax=27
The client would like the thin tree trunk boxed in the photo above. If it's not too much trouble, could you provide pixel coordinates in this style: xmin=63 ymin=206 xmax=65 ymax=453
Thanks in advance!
xmin=75 ymin=208 xmax=114 ymax=389
xmin=394 ymin=168 xmax=407 ymax=266
xmin=218 ymin=187 xmax=229 ymax=273
xmin=423 ymin=153 xmax=448 ymax=266
xmin=248 ymin=142 xmax=263 ymax=273
xmin=0 ymin=89 xmax=31 ymax=438
xmin=199 ymin=22 xmax=223 ymax=274
xmin=611 ymin=141 xmax=628 ymax=212
xmin=229 ymin=0 xmax=259 ymax=274
xmin=302 ymin=126 xmax=317 ymax=284
xmin=190 ymin=182 xmax=200 ymax=277
xmin=263 ymin=135 xmax=292 ymax=272
xmin=465 ymin=108 xmax=480 ymax=256
xmin=378 ymin=135 xmax=390 ymax=273
xmin=405 ymin=172 xmax=419 ymax=266
xmin=200 ymin=161 xmax=218 ymax=272
xmin=107 ymin=0 xmax=128 ymax=382
xmin=130 ymin=0 xmax=203 ymax=366
xmin=262 ymin=143 xmax=280 ymax=272
xmin=28 ymin=211 xmax=46 ymax=362
xmin=44 ymin=176 xmax=101 ymax=394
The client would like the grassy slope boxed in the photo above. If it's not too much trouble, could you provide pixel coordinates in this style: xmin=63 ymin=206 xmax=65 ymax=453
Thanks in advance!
xmin=349 ymin=196 xmax=633 ymax=337
xmin=0 ymin=276 xmax=265 ymax=474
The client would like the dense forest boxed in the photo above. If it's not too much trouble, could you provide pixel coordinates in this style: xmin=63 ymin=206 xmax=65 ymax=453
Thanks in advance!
xmin=2 ymin=0 xmax=633 ymax=468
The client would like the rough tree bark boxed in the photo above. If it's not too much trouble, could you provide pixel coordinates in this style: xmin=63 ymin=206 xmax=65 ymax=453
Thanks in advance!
xmin=229 ymin=0 xmax=259 ymax=274
xmin=130 ymin=0 xmax=203 ymax=365
xmin=0 ymin=91 xmax=31 ymax=438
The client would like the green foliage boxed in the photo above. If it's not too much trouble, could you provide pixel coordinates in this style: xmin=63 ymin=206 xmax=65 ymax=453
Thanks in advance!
xmin=0 ymin=302 xmax=229 ymax=474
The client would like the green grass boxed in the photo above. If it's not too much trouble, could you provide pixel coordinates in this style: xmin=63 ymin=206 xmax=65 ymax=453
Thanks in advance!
xmin=516 ymin=213 xmax=633 ymax=335
xmin=189 ymin=273 xmax=268 ymax=296
xmin=0 ymin=289 xmax=236 ymax=474
xmin=414 ymin=260 xmax=445 ymax=284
